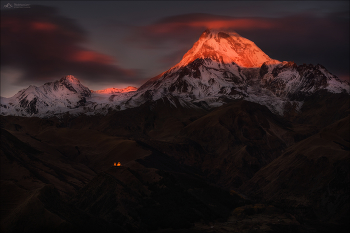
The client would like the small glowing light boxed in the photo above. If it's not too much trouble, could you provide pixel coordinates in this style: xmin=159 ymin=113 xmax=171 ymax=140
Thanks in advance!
xmin=114 ymin=162 xmax=121 ymax=167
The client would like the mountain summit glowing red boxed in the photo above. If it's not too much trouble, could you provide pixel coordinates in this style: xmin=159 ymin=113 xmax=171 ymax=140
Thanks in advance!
xmin=176 ymin=29 xmax=275 ymax=68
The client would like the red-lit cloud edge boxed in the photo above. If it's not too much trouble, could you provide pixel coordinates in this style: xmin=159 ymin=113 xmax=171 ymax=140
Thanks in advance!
xmin=1 ymin=5 xmax=138 ymax=87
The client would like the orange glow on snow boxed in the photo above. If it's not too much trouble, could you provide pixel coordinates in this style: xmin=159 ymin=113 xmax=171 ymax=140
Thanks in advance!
xmin=172 ymin=28 xmax=274 ymax=68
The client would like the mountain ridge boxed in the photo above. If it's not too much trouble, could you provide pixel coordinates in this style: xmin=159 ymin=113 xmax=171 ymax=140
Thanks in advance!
xmin=126 ymin=28 xmax=349 ymax=115
xmin=1 ymin=29 xmax=349 ymax=117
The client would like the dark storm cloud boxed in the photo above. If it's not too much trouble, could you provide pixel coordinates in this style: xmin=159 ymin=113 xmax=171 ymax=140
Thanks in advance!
xmin=128 ymin=13 xmax=349 ymax=80
xmin=1 ymin=5 xmax=140 ymax=85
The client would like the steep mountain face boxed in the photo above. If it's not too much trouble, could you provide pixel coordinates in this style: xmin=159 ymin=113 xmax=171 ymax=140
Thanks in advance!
xmin=126 ymin=29 xmax=276 ymax=109
xmin=125 ymin=29 xmax=349 ymax=115
xmin=0 ymin=29 xmax=349 ymax=117
xmin=0 ymin=75 xmax=91 ymax=116
xmin=260 ymin=61 xmax=348 ymax=100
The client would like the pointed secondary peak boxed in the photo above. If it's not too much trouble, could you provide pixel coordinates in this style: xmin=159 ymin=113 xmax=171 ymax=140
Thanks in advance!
xmin=57 ymin=75 xmax=91 ymax=97
xmin=59 ymin=75 xmax=80 ymax=84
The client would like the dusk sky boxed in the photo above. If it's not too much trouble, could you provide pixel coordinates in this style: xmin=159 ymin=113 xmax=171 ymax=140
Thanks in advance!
xmin=1 ymin=1 xmax=349 ymax=97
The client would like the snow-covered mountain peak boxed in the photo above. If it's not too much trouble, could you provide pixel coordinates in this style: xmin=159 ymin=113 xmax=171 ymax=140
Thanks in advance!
xmin=58 ymin=75 xmax=84 ymax=90
xmin=54 ymin=75 xmax=91 ymax=97
xmin=0 ymin=75 xmax=93 ymax=116
xmin=176 ymin=28 xmax=275 ymax=68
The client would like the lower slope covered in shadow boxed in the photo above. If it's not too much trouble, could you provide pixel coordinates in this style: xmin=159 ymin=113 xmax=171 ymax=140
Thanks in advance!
xmin=0 ymin=91 xmax=349 ymax=233
xmin=0 ymin=129 xmax=126 ymax=233
xmin=0 ymin=126 xmax=246 ymax=233
xmin=240 ymin=116 xmax=350 ymax=232
xmin=72 ymin=164 xmax=245 ymax=232
xmin=152 ymin=100 xmax=294 ymax=189
xmin=286 ymin=90 xmax=349 ymax=141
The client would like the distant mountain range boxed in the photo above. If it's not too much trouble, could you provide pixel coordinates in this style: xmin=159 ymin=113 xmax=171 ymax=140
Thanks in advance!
xmin=1 ymin=29 xmax=349 ymax=117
